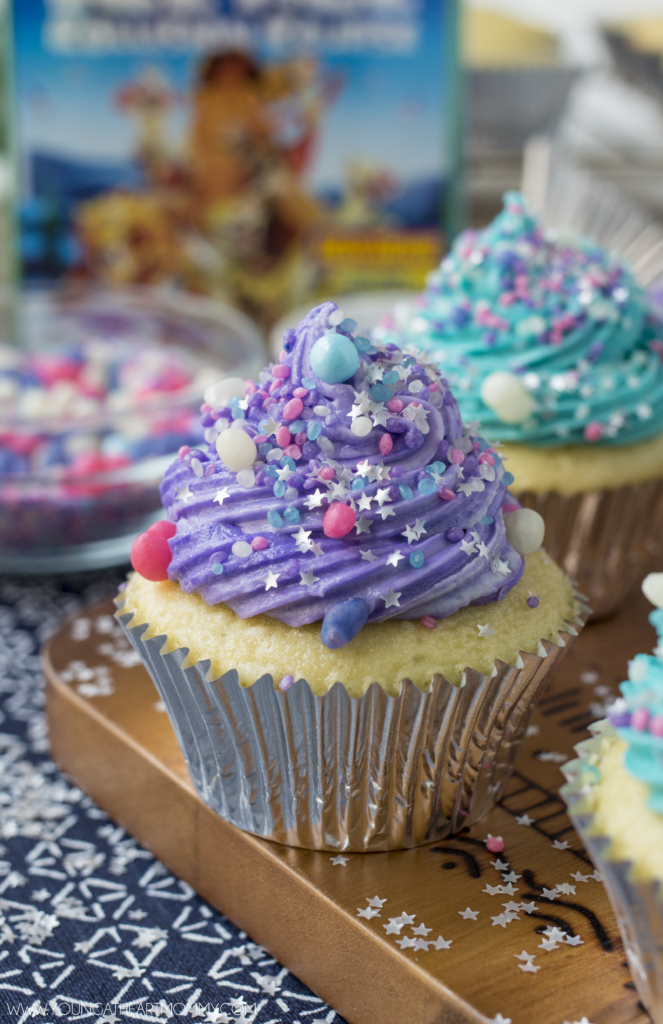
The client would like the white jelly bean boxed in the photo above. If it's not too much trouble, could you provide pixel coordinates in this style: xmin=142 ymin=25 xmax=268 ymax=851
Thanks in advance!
xmin=236 ymin=468 xmax=256 ymax=489
xmin=351 ymin=416 xmax=373 ymax=437
xmin=204 ymin=376 xmax=246 ymax=409
xmin=504 ymin=508 xmax=545 ymax=555
xmin=216 ymin=429 xmax=257 ymax=472
xmin=408 ymin=379 xmax=423 ymax=393
xmin=191 ymin=458 xmax=204 ymax=478
xmin=232 ymin=541 xmax=253 ymax=558
xmin=329 ymin=308 xmax=345 ymax=326
xmin=643 ymin=572 xmax=663 ymax=609
xmin=481 ymin=371 xmax=535 ymax=424
xmin=313 ymin=405 xmax=329 ymax=417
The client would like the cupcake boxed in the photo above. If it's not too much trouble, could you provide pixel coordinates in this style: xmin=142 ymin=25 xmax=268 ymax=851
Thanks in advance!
xmin=384 ymin=191 xmax=663 ymax=617
xmin=118 ymin=300 xmax=585 ymax=851
xmin=562 ymin=572 xmax=663 ymax=1023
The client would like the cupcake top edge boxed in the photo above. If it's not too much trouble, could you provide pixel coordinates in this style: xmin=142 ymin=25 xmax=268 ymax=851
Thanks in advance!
xmin=132 ymin=299 xmax=543 ymax=649
xmin=606 ymin=573 xmax=663 ymax=812
xmin=382 ymin=190 xmax=663 ymax=449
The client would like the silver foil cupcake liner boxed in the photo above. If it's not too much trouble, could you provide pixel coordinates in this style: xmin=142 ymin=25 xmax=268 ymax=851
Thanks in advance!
xmin=562 ymin=722 xmax=663 ymax=1024
xmin=517 ymin=478 xmax=663 ymax=619
xmin=116 ymin=597 xmax=587 ymax=852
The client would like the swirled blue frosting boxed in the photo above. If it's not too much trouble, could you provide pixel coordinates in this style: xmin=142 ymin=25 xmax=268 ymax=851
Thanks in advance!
xmin=609 ymin=608 xmax=663 ymax=812
xmin=384 ymin=191 xmax=663 ymax=447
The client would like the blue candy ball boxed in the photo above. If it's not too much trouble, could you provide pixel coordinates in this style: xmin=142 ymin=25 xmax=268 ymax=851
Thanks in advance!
xmin=321 ymin=598 xmax=370 ymax=649
xmin=310 ymin=329 xmax=360 ymax=384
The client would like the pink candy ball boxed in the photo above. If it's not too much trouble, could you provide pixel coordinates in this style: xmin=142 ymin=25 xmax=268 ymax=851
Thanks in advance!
xmin=251 ymin=536 xmax=269 ymax=551
xmin=584 ymin=422 xmax=603 ymax=442
xmin=632 ymin=708 xmax=650 ymax=731
xmin=284 ymin=444 xmax=302 ymax=460
xmin=319 ymin=467 xmax=335 ymax=481
xmin=387 ymin=397 xmax=403 ymax=412
xmin=283 ymin=397 xmax=304 ymax=421
xmin=178 ymin=445 xmax=191 ymax=459
xmin=323 ymin=502 xmax=356 ymax=538
xmin=438 ymin=488 xmax=455 ymax=502
xmin=421 ymin=616 xmax=437 ymax=629
xmin=486 ymin=836 xmax=504 ymax=853
xmin=379 ymin=433 xmax=393 ymax=456
xmin=450 ymin=449 xmax=464 ymax=464
xmin=293 ymin=387 xmax=308 ymax=398
xmin=276 ymin=426 xmax=291 ymax=448
xmin=273 ymin=364 xmax=290 ymax=379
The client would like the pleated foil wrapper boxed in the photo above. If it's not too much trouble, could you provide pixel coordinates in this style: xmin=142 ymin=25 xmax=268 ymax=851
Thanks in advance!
xmin=117 ymin=598 xmax=587 ymax=852
xmin=562 ymin=722 xmax=663 ymax=1024
xmin=517 ymin=478 xmax=663 ymax=619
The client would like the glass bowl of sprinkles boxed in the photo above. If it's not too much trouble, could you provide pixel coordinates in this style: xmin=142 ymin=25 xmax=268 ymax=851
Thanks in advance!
xmin=0 ymin=287 xmax=263 ymax=572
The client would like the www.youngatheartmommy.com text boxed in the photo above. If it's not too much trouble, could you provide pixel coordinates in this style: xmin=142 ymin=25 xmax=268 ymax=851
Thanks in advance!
xmin=5 ymin=999 xmax=255 ymax=1020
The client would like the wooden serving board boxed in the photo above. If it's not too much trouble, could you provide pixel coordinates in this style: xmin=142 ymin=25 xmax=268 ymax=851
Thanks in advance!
xmin=42 ymin=591 xmax=656 ymax=1024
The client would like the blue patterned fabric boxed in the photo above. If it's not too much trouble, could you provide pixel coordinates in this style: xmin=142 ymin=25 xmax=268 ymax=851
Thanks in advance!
xmin=0 ymin=571 xmax=342 ymax=1024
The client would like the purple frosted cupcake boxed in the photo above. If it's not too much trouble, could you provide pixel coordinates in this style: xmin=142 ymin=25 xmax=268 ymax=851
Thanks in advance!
xmin=118 ymin=301 xmax=584 ymax=850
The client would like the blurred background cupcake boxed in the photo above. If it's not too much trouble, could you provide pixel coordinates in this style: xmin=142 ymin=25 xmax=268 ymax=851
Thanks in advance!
xmin=118 ymin=300 xmax=586 ymax=851
xmin=382 ymin=191 xmax=663 ymax=617
xmin=562 ymin=571 xmax=663 ymax=1023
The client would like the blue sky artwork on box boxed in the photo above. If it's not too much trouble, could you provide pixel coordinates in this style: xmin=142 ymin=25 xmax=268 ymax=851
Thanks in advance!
xmin=13 ymin=0 xmax=459 ymax=326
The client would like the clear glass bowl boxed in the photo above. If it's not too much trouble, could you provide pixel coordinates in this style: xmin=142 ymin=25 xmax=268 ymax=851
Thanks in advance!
xmin=0 ymin=287 xmax=264 ymax=573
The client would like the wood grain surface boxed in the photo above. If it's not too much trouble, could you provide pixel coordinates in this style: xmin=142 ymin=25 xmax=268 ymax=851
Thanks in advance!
xmin=42 ymin=590 xmax=656 ymax=1024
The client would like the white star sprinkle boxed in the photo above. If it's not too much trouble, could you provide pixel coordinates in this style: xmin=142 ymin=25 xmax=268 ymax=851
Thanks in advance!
xmin=565 ymin=934 xmax=584 ymax=946
xmin=459 ymin=535 xmax=477 ymax=555
xmin=555 ymin=883 xmax=576 ymax=895
xmin=552 ymin=840 xmax=570 ymax=850
xmin=176 ymin=484 xmax=194 ymax=502
xmin=310 ymin=541 xmax=324 ymax=557
xmin=355 ymin=459 xmax=372 ymax=477
xmin=476 ymin=540 xmax=490 ymax=559
xmin=375 ymin=487 xmax=392 ymax=507
xmin=291 ymin=527 xmax=313 ymax=553
xmin=386 ymin=551 xmax=404 ymax=567
xmin=393 ymin=912 xmax=415 ymax=926
xmin=492 ymin=557 xmax=511 ymax=577
xmin=515 ymin=814 xmax=535 ymax=826
xmin=356 ymin=492 xmax=372 ymax=511
xmin=519 ymin=961 xmax=540 ymax=974
xmin=491 ymin=913 xmax=510 ymax=928
xmin=502 ymin=872 xmax=521 ymax=883
xmin=383 ymin=919 xmax=403 ymax=935
xmin=477 ymin=623 xmax=497 ymax=639
xmin=276 ymin=464 xmax=294 ymax=482
xmin=412 ymin=923 xmax=432 ymax=936
xmin=263 ymin=569 xmax=279 ymax=591
xmin=382 ymin=588 xmax=401 ymax=609
xmin=396 ymin=936 xmax=416 ymax=949
xmin=520 ymin=902 xmax=538 ymax=914
xmin=375 ymin=506 xmax=395 ymax=521
xmin=360 ymin=549 xmax=377 ymax=562
xmin=357 ymin=906 xmax=380 ymax=919
xmin=539 ymin=936 xmax=560 ymax=952
xmin=541 ymin=888 xmax=558 ymax=899
xmin=356 ymin=516 xmax=371 ymax=535
xmin=514 ymin=951 xmax=536 ymax=963
xmin=491 ymin=858 xmax=509 ymax=870
xmin=490 ymin=1016 xmax=512 ymax=1024
xmin=591 ymin=871 xmax=602 ymax=881
xmin=412 ymin=937 xmax=430 ymax=951
xmin=330 ymin=855 xmax=348 ymax=866
xmin=563 ymin=1018 xmax=595 ymax=1024
xmin=262 ymin=417 xmax=279 ymax=437
xmin=367 ymin=896 xmax=387 ymax=908
xmin=431 ymin=936 xmax=452 ymax=950
xmin=571 ymin=871 xmax=590 ymax=882
xmin=304 ymin=489 xmax=326 ymax=509
xmin=459 ymin=907 xmax=479 ymax=920
xmin=300 ymin=569 xmax=319 ymax=588
xmin=402 ymin=524 xmax=418 ymax=544
xmin=213 ymin=487 xmax=230 ymax=505
xmin=483 ymin=884 xmax=505 ymax=896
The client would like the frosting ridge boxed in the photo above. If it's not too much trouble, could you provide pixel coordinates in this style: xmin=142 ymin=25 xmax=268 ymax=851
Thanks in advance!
xmin=159 ymin=301 xmax=525 ymax=639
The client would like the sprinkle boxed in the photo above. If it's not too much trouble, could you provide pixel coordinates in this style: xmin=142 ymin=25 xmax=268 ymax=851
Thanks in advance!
xmin=283 ymin=397 xmax=304 ymax=421
xmin=417 ymin=478 xmax=436 ymax=495
xmin=300 ymin=569 xmax=319 ymax=588
xmin=526 ymin=595 xmax=539 ymax=608
xmin=379 ymin=433 xmax=393 ymax=456
xmin=273 ymin=480 xmax=286 ymax=498
xmin=323 ymin=502 xmax=356 ymax=538
xmin=273 ymin=364 xmax=290 ymax=379
xmin=212 ymin=562 xmax=223 ymax=575
xmin=386 ymin=550 xmax=404 ymax=567
xmin=251 ymin=536 xmax=269 ymax=551
xmin=283 ymin=507 xmax=300 ymax=524
xmin=381 ymin=588 xmax=401 ymax=608
xmin=213 ymin=487 xmax=230 ymax=505
xmin=583 ymin=421 xmax=603 ymax=442
xmin=267 ymin=510 xmax=283 ymax=528
xmin=486 ymin=835 xmax=504 ymax=853
xmin=477 ymin=623 xmax=497 ymax=639
xmin=231 ymin=541 xmax=252 ymax=559
xmin=302 ymin=377 xmax=316 ymax=389
xmin=399 ymin=484 xmax=413 ymax=500
xmin=278 ymin=674 xmax=295 ymax=691
xmin=263 ymin=569 xmax=279 ymax=590
xmin=387 ymin=397 xmax=403 ymax=412
xmin=178 ymin=445 xmax=191 ymax=458
xmin=275 ymin=425 xmax=291 ymax=447
xmin=409 ymin=551 xmax=425 ymax=568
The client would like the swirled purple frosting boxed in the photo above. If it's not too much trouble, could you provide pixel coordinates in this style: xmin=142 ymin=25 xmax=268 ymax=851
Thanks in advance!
xmin=160 ymin=302 xmax=524 ymax=639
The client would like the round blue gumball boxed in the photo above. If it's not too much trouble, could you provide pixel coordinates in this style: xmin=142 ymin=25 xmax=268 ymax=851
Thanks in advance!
xmin=310 ymin=329 xmax=360 ymax=384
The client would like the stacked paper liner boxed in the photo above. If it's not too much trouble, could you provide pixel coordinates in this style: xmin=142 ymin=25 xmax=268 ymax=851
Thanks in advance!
xmin=117 ymin=595 xmax=588 ymax=852
xmin=517 ymin=480 xmax=663 ymax=619
xmin=562 ymin=721 xmax=663 ymax=1024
